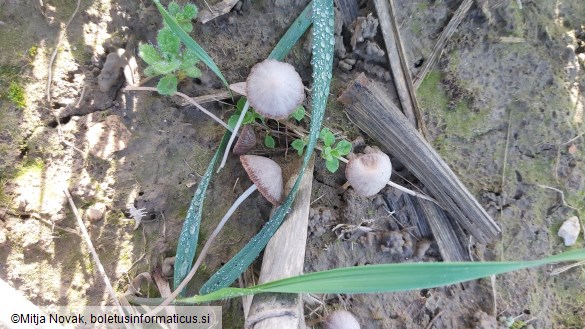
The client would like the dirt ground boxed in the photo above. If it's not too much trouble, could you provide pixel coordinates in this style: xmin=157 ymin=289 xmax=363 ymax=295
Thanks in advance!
xmin=1 ymin=0 xmax=584 ymax=328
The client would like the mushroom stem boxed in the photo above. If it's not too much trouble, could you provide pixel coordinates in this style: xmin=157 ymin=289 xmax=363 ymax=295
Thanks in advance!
xmin=218 ymin=101 xmax=250 ymax=172
xmin=147 ymin=183 xmax=258 ymax=314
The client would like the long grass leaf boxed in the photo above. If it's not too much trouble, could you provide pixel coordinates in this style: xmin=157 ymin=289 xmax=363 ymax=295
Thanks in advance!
xmin=181 ymin=249 xmax=585 ymax=303
xmin=173 ymin=133 xmax=229 ymax=295
xmin=200 ymin=0 xmax=334 ymax=295
xmin=152 ymin=0 xmax=229 ymax=89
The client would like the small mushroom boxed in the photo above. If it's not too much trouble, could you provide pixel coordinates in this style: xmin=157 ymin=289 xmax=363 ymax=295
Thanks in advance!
xmin=233 ymin=125 xmax=257 ymax=155
xmin=168 ymin=156 xmax=284 ymax=302
xmin=219 ymin=59 xmax=305 ymax=170
xmin=323 ymin=310 xmax=361 ymax=329
xmin=345 ymin=146 xmax=392 ymax=197
xmin=246 ymin=59 xmax=305 ymax=120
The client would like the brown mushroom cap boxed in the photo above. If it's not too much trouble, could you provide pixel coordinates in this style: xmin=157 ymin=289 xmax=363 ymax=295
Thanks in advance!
xmin=240 ymin=155 xmax=283 ymax=205
xmin=246 ymin=59 xmax=305 ymax=120
xmin=345 ymin=147 xmax=392 ymax=197
xmin=233 ymin=125 xmax=257 ymax=155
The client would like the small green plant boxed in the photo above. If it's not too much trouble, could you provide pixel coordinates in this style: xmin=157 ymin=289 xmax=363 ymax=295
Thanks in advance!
xmin=28 ymin=46 xmax=38 ymax=58
xmin=291 ymin=105 xmax=305 ymax=121
xmin=292 ymin=128 xmax=351 ymax=173
xmin=8 ymin=81 xmax=26 ymax=108
xmin=138 ymin=2 xmax=201 ymax=95
xmin=227 ymin=97 xmax=264 ymax=129
xmin=319 ymin=128 xmax=352 ymax=173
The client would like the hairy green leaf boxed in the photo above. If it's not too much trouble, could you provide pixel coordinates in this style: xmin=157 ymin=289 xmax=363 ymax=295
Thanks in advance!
xmin=157 ymin=28 xmax=181 ymax=55
xmin=138 ymin=44 xmax=163 ymax=66
xmin=157 ymin=74 xmax=178 ymax=95
xmin=182 ymin=66 xmax=202 ymax=78
xmin=153 ymin=0 xmax=229 ymax=89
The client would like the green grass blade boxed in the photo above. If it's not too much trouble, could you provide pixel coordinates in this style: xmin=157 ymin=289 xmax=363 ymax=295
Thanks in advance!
xmin=173 ymin=133 xmax=230 ymax=296
xmin=182 ymin=249 xmax=585 ymax=303
xmin=268 ymin=2 xmax=313 ymax=60
xmin=199 ymin=0 xmax=334 ymax=295
xmin=152 ymin=0 xmax=229 ymax=89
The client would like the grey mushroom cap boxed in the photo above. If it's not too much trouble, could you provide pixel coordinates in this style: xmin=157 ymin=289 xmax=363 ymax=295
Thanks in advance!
xmin=240 ymin=155 xmax=284 ymax=205
xmin=246 ymin=59 xmax=305 ymax=120
xmin=345 ymin=147 xmax=392 ymax=197
xmin=233 ymin=125 xmax=257 ymax=155
xmin=323 ymin=310 xmax=361 ymax=329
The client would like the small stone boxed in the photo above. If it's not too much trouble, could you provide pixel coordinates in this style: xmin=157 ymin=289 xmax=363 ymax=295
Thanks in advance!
xmin=86 ymin=203 xmax=107 ymax=222
xmin=558 ymin=216 xmax=581 ymax=246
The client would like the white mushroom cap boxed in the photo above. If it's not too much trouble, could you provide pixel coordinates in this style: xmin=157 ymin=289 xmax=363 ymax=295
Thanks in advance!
xmin=345 ymin=147 xmax=392 ymax=197
xmin=323 ymin=310 xmax=361 ymax=329
xmin=246 ymin=59 xmax=305 ymax=120
xmin=240 ymin=155 xmax=284 ymax=205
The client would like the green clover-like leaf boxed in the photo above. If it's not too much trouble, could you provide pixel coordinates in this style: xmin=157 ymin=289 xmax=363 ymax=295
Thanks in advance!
xmin=264 ymin=135 xmax=276 ymax=149
xmin=330 ymin=148 xmax=340 ymax=158
xmin=138 ymin=44 xmax=163 ymax=66
xmin=291 ymin=139 xmax=306 ymax=156
xmin=325 ymin=158 xmax=340 ymax=173
xmin=291 ymin=106 xmax=305 ymax=121
xmin=143 ymin=66 xmax=158 ymax=77
xmin=335 ymin=140 xmax=352 ymax=156
xmin=320 ymin=128 xmax=335 ymax=147
xmin=321 ymin=146 xmax=334 ymax=161
xmin=157 ymin=74 xmax=178 ymax=95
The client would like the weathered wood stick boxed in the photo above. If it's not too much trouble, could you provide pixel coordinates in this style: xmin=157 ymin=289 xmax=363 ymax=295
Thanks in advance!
xmin=373 ymin=0 xmax=418 ymax=129
xmin=413 ymin=198 xmax=470 ymax=261
xmin=339 ymin=74 xmax=501 ymax=244
xmin=413 ymin=0 xmax=474 ymax=88
xmin=246 ymin=157 xmax=315 ymax=329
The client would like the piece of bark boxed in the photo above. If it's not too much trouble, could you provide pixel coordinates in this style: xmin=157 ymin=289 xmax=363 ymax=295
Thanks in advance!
xmin=339 ymin=74 xmax=501 ymax=244
xmin=334 ymin=0 xmax=359 ymax=27
xmin=413 ymin=0 xmax=474 ymax=88
xmin=245 ymin=157 xmax=315 ymax=329
xmin=373 ymin=0 xmax=422 ymax=132
xmin=412 ymin=197 xmax=470 ymax=262
xmin=199 ymin=0 xmax=240 ymax=24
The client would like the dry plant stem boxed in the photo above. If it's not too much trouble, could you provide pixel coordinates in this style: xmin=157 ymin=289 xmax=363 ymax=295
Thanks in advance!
xmin=146 ymin=184 xmax=258 ymax=314
xmin=63 ymin=189 xmax=130 ymax=329
xmin=124 ymin=86 xmax=231 ymax=130
xmin=218 ymin=101 xmax=250 ymax=171
xmin=413 ymin=0 xmax=473 ymax=89
xmin=46 ymin=0 xmax=81 ymax=104
xmin=550 ymin=260 xmax=585 ymax=275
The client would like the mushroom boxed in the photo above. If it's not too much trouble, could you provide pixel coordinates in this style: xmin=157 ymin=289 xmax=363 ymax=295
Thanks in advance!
xmin=323 ymin=310 xmax=361 ymax=329
xmin=233 ymin=125 xmax=257 ymax=155
xmin=219 ymin=59 xmax=305 ymax=170
xmin=163 ymin=155 xmax=283 ymax=306
xmin=345 ymin=146 xmax=392 ymax=197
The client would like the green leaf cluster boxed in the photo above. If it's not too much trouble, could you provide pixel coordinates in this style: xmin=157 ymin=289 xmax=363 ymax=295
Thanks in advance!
xmin=318 ymin=128 xmax=351 ymax=173
xmin=7 ymin=81 xmax=26 ymax=108
xmin=227 ymin=97 xmax=264 ymax=129
xmin=138 ymin=2 xmax=201 ymax=95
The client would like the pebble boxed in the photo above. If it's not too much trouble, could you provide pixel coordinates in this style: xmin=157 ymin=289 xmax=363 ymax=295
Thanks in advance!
xmin=558 ymin=216 xmax=581 ymax=246
xmin=86 ymin=203 xmax=107 ymax=222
